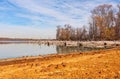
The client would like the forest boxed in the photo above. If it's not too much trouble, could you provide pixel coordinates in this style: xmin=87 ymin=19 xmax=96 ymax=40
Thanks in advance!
xmin=56 ymin=4 xmax=120 ymax=41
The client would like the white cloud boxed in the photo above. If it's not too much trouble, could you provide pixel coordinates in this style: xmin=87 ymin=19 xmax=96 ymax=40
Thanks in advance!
xmin=0 ymin=23 xmax=56 ymax=39
xmin=9 ymin=0 xmax=118 ymax=27
xmin=0 ymin=0 xmax=119 ymax=38
xmin=8 ymin=0 xmax=88 ymax=27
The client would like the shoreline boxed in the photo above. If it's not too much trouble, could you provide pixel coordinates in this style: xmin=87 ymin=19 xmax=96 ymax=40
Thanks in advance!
xmin=0 ymin=40 xmax=120 ymax=47
xmin=0 ymin=48 xmax=114 ymax=65
xmin=0 ymin=47 xmax=120 ymax=79
xmin=0 ymin=48 xmax=112 ymax=62
xmin=0 ymin=46 xmax=111 ymax=60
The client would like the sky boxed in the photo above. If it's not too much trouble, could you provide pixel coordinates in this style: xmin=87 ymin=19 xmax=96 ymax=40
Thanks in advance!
xmin=0 ymin=0 xmax=119 ymax=39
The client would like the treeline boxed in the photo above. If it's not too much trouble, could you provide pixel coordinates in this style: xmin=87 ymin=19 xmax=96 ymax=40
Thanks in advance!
xmin=56 ymin=25 xmax=88 ymax=40
xmin=56 ymin=4 xmax=120 ymax=41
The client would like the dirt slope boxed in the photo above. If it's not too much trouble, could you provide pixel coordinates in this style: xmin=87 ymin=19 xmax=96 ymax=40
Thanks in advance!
xmin=0 ymin=48 xmax=120 ymax=79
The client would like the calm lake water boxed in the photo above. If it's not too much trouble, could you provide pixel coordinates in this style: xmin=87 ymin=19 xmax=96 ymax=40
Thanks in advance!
xmin=0 ymin=42 xmax=104 ymax=59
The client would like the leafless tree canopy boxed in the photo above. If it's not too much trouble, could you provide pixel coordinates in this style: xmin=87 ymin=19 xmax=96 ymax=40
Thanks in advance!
xmin=56 ymin=4 xmax=120 ymax=41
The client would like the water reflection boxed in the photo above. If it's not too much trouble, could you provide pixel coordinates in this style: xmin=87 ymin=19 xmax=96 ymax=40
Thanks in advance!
xmin=56 ymin=46 xmax=100 ymax=54
xmin=0 ymin=43 xmax=105 ymax=59
xmin=0 ymin=44 xmax=56 ymax=59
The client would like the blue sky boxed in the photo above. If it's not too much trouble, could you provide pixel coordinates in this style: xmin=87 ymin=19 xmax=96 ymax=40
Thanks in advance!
xmin=0 ymin=0 xmax=119 ymax=38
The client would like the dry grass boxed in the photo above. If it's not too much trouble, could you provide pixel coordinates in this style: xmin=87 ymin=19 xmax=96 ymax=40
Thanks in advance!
xmin=0 ymin=48 xmax=120 ymax=79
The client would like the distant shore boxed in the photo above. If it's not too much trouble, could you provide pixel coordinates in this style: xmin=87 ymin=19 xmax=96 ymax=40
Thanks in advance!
xmin=0 ymin=48 xmax=120 ymax=79
xmin=0 ymin=38 xmax=120 ymax=48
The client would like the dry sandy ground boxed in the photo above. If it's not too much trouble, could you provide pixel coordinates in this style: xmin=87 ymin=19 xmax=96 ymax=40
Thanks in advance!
xmin=0 ymin=48 xmax=120 ymax=79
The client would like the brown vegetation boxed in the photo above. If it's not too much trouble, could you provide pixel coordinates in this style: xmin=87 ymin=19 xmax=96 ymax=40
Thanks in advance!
xmin=0 ymin=48 xmax=120 ymax=79
xmin=56 ymin=4 xmax=120 ymax=41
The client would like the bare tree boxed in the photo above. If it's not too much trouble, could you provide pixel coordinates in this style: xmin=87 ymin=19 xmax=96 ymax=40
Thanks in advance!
xmin=56 ymin=4 xmax=120 ymax=41
xmin=90 ymin=4 xmax=115 ymax=40
xmin=115 ymin=5 xmax=120 ymax=40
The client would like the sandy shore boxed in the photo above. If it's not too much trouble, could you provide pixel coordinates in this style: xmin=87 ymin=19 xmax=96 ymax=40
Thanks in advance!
xmin=0 ymin=48 xmax=120 ymax=79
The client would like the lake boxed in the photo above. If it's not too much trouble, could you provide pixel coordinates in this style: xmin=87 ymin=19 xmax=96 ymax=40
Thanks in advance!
xmin=0 ymin=42 xmax=105 ymax=59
